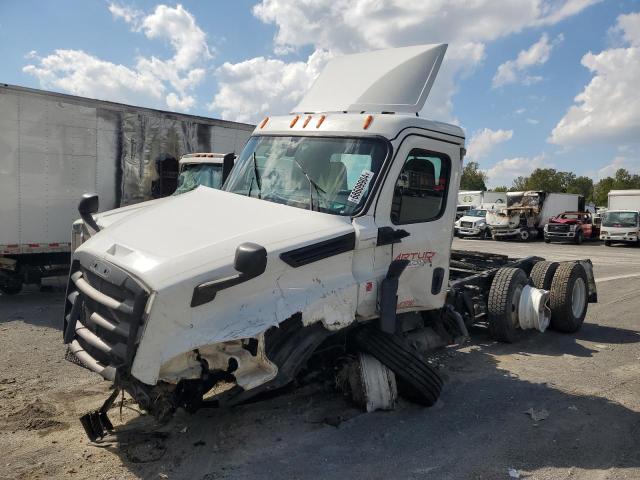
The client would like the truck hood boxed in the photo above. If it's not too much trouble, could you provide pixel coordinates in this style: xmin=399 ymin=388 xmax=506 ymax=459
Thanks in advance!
xmin=94 ymin=198 xmax=170 ymax=230
xmin=458 ymin=215 xmax=485 ymax=224
xmin=549 ymin=217 xmax=579 ymax=225
xmin=76 ymin=186 xmax=353 ymax=289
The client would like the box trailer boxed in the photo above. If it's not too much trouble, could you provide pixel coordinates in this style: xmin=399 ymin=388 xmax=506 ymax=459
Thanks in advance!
xmin=0 ymin=84 xmax=253 ymax=294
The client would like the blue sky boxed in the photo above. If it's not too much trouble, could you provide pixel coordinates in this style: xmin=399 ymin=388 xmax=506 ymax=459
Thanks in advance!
xmin=1 ymin=0 xmax=639 ymax=187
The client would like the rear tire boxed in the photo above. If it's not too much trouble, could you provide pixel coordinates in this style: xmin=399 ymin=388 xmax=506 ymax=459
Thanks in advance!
xmin=529 ymin=261 xmax=559 ymax=290
xmin=549 ymin=262 xmax=588 ymax=333
xmin=353 ymin=327 xmax=442 ymax=407
xmin=488 ymin=268 xmax=528 ymax=343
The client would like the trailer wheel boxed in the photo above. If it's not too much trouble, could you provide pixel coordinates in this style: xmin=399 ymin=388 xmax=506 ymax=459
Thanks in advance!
xmin=529 ymin=261 xmax=559 ymax=290
xmin=488 ymin=267 xmax=528 ymax=343
xmin=549 ymin=262 xmax=588 ymax=333
xmin=353 ymin=327 xmax=442 ymax=406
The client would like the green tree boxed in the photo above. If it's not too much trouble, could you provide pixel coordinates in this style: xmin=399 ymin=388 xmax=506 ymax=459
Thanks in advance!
xmin=493 ymin=185 xmax=508 ymax=192
xmin=566 ymin=176 xmax=594 ymax=202
xmin=511 ymin=176 xmax=529 ymax=191
xmin=460 ymin=161 xmax=488 ymax=190
xmin=593 ymin=176 xmax=616 ymax=206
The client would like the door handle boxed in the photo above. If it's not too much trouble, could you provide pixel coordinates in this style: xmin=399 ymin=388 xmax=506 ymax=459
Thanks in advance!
xmin=377 ymin=226 xmax=410 ymax=246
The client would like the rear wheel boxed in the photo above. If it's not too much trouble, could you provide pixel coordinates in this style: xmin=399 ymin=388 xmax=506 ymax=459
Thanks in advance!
xmin=529 ymin=261 xmax=559 ymax=290
xmin=488 ymin=268 xmax=528 ymax=343
xmin=549 ymin=262 xmax=588 ymax=333
xmin=353 ymin=327 xmax=442 ymax=406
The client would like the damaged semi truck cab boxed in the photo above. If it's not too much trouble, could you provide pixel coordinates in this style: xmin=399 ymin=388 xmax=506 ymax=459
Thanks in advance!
xmin=63 ymin=44 xmax=461 ymax=419
xmin=63 ymin=45 xmax=596 ymax=438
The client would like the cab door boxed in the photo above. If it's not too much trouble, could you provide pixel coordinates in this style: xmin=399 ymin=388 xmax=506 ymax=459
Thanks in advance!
xmin=374 ymin=134 xmax=461 ymax=312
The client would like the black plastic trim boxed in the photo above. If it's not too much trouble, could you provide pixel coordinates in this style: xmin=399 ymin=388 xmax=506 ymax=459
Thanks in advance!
xmin=376 ymin=227 xmax=410 ymax=246
xmin=280 ymin=232 xmax=356 ymax=268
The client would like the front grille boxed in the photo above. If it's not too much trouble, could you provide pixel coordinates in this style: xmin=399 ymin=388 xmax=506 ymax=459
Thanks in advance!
xmin=63 ymin=253 xmax=148 ymax=380
xmin=548 ymin=224 xmax=570 ymax=233
xmin=460 ymin=221 xmax=473 ymax=228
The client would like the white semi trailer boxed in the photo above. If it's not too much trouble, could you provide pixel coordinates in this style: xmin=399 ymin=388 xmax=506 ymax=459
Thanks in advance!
xmin=601 ymin=190 xmax=640 ymax=246
xmin=59 ymin=45 xmax=597 ymax=441
xmin=0 ymin=85 xmax=253 ymax=294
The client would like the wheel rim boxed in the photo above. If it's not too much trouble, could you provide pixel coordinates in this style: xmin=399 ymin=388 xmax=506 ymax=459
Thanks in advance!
xmin=571 ymin=277 xmax=586 ymax=318
xmin=521 ymin=231 xmax=529 ymax=240
xmin=511 ymin=285 xmax=524 ymax=327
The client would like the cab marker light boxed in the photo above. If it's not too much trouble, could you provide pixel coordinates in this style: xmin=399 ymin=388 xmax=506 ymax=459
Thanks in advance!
xmin=259 ymin=117 xmax=269 ymax=129
xmin=302 ymin=115 xmax=312 ymax=128
xmin=363 ymin=115 xmax=373 ymax=130
xmin=289 ymin=115 xmax=300 ymax=128
xmin=316 ymin=115 xmax=326 ymax=128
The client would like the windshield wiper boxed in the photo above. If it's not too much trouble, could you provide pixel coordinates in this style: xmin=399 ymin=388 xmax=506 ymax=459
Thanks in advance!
xmin=252 ymin=152 xmax=262 ymax=199
xmin=292 ymin=157 xmax=325 ymax=211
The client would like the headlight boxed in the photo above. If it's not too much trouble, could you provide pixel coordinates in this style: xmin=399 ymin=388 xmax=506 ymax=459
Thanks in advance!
xmin=601 ymin=230 xmax=608 ymax=235
xmin=544 ymin=224 xmax=548 ymax=231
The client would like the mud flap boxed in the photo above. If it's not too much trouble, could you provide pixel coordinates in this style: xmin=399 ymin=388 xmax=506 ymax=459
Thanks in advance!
xmin=577 ymin=259 xmax=598 ymax=303
xmin=379 ymin=260 xmax=410 ymax=334
xmin=80 ymin=388 xmax=119 ymax=442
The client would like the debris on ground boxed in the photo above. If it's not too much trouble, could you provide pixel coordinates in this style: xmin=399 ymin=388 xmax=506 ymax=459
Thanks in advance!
xmin=508 ymin=467 xmax=520 ymax=478
xmin=524 ymin=407 xmax=549 ymax=422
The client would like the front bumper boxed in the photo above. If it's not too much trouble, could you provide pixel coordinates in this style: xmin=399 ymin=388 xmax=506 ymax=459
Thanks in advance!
xmin=545 ymin=231 xmax=576 ymax=240
xmin=600 ymin=233 xmax=638 ymax=242
xmin=458 ymin=227 xmax=483 ymax=237
xmin=63 ymin=252 xmax=149 ymax=382
xmin=490 ymin=228 xmax=520 ymax=237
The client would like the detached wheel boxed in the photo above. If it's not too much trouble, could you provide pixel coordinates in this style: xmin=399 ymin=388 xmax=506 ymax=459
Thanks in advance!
xmin=549 ymin=262 xmax=588 ymax=333
xmin=488 ymin=267 xmax=528 ymax=343
xmin=353 ymin=327 xmax=442 ymax=407
xmin=530 ymin=261 xmax=559 ymax=290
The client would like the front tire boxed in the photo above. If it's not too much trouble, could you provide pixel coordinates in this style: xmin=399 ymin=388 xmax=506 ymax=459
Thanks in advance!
xmin=574 ymin=230 xmax=584 ymax=245
xmin=544 ymin=237 xmax=551 ymax=244
xmin=488 ymin=268 xmax=528 ymax=343
xmin=604 ymin=240 xmax=612 ymax=246
xmin=519 ymin=230 xmax=530 ymax=242
xmin=549 ymin=263 xmax=588 ymax=333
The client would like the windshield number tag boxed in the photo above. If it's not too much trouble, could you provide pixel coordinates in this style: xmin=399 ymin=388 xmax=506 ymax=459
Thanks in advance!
xmin=348 ymin=170 xmax=374 ymax=205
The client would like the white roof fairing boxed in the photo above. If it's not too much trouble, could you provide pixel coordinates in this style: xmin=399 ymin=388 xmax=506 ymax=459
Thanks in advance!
xmin=292 ymin=44 xmax=447 ymax=115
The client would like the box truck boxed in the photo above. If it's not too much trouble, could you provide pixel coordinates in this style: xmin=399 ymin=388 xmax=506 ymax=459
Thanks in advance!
xmin=0 ymin=84 xmax=253 ymax=294
xmin=600 ymin=190 xmax=640 ymax=246
xmin=58 ymin=45 xmax=596 ymax=440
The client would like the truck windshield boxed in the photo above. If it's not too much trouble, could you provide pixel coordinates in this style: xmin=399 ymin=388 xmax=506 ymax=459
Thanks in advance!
xmin=225 ymin=136 xmax=387 ymax=215
xmin=602 ymin=211 xmax=639 ymax=228
xmin=467 ymin=209 xmax=487 ymax=217
xmin=173 ymin=164 xmax=223 ymax=195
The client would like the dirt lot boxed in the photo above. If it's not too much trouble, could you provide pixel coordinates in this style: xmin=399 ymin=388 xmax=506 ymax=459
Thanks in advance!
xmin=1 ymin=239 xmax=640 ymax=480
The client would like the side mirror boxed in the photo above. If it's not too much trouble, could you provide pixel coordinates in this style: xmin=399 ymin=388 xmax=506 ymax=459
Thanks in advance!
xmin=78 ymin=193 xmax=101 ymax=232
xmin=234 ymin=242 xmax=267 ymax=278
xmin=191 ymin=242 xmax=267 ymax=307
xmin=222 ymin=152 xmax=236 ymax=184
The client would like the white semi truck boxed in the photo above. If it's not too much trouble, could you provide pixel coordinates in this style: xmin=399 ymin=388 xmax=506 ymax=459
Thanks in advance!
xmin=600 ymin=189 xmax=640 ymax=246
xmin=60 ymin=45 xmax=597 ymax=441
xmin=0 ymin=84 xmax=253 ymax=294
xmin=487 ymin=191 xmax=584 ymax=241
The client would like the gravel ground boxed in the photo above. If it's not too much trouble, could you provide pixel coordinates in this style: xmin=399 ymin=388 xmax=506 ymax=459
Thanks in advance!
xmin=1 ymin=239 xmax=639 ymax=480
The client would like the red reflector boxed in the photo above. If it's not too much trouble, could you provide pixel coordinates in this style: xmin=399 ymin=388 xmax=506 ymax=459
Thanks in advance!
xmin=49 ymin=243 xmax=60 ymax=247
xmin=28 ymin=243 xmax=39 ymax=247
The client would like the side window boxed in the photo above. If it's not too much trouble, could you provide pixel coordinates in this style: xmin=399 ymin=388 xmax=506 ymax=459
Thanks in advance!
xmin=391 ymin=149 xmax=450 ymax=224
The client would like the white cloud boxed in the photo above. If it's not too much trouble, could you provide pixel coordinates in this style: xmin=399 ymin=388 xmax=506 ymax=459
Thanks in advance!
xmin=550 ymin=12 xmax=640 ymax=145
xmin=24 ymin=4 xmax=210 ymax=112
xmin=486 ymin=154 xmax=548 ymax=187
xmin=592 ymin=155 xmax=640 ymax=180
xmin=212 ymin=0 xmax=596 ymax=123
xmin=466 ymin=128 xmax=513 ymax=161
xmin=526 ymin=118 xmax=540 ymax=124
xmin=492 ymin=33 xmax=563 ymax=87
xmin=209 ymin=50 xmax=333 ymax=122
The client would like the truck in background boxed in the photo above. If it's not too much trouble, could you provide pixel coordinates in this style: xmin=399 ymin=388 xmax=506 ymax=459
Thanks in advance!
xmin=600 ymin=190 xmax=640 ymax=246
xmin=456 ymin=190 xmax=506 ymax=219
xmin=487 ymin=191 xmax=584 ymax=241
xmin=0 ymin=84 xmax=253 ymax=294
xmin=544 ymin=212 xmax=599 ymax=244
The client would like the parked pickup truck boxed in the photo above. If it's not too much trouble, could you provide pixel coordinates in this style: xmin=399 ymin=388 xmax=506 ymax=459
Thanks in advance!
xmin=544 ymin=212 xmax=599 ymax=244
xmin=62 ymin=44 xmax=597 ymax=442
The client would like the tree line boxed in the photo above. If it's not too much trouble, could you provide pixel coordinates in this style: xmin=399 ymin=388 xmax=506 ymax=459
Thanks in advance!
xmin=460 ymin=161 xmax=640 ymax=206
